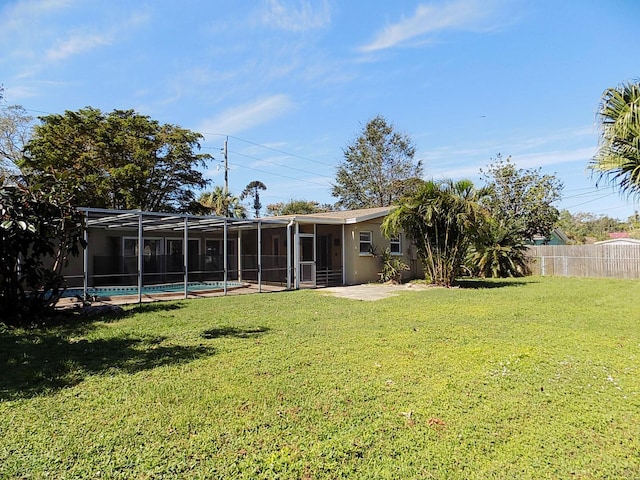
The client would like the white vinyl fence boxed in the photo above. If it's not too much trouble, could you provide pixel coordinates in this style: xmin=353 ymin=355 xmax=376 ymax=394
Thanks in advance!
xmin=527 ymin=245 xmax=640 ymax=279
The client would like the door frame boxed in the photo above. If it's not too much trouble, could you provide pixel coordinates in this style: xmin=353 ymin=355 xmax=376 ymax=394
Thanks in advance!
xmin=298 ymin=233 xmax=316 ymax=288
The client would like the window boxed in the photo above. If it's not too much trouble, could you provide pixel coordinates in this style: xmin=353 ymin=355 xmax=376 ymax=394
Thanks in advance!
xmin=390 ymin=235 xmax=402 ymax=255
xmin=300 ymin=236 xmax=314 ymax=262
xmin=123 ymin=237 xmax=162 ymax=258
xmin=166 ymin=238 xmax=183 ymax=273
xmin=359 ymin=231 xmax=373 ymax=255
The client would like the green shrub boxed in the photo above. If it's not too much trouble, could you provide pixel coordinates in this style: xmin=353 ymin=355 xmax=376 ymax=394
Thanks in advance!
xmin=0 ymin=176 xmax=85 ymax=327
xmin=378 ymin=247 xmax=409 ymax=283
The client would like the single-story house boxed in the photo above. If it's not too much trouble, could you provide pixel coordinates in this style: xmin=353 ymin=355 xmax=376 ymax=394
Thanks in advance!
xmin=63 ymin=206 xmax=422 ymax=299
xmin=531 ymin=228 xmax=569 ymax=245
xmin=594 ymin=237 xmax=640 ymax=246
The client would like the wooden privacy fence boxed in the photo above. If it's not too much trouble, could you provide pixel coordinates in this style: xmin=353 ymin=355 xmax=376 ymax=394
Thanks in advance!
xmin=527 ymin=245 xmax=640 ymax=279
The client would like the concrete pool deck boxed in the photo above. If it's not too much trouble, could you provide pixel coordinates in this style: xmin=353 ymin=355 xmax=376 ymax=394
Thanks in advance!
xmin=56 ymin=283 xmax=288 ymax=308
xmin=56 ymin=282 xmax=432 ymax=310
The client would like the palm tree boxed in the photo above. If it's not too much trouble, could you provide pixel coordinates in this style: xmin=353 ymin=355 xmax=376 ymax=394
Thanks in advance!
xmin=469 ymin=218 xmax=531 ymax=278
xmin=198 ymin=186 xmax=246 ymax=218
xmin=590 ymin=80 xmax=640 ymax=196
xmin=241 ymin=180 xmax=267 ymax=218
xmin=382 ymin=179 xmax=488 ymax=287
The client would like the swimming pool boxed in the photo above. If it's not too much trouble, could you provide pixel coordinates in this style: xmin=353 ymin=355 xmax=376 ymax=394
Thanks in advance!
xmin=64 ymin=281 xmax=243 ymax=299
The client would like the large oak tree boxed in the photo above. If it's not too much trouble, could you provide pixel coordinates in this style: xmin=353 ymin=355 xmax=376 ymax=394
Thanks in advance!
xmin=480 ymin=154 xmax=563 ymax=243
xmin=21 ymin=107 xmax=211 ymax=212
xmin=332 ymin=115 xmax=423 ymax=209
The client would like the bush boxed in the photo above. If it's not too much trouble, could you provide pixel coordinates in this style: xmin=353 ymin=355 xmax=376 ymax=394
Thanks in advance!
xmin=470 ymin=220 xmax=530 ymax=278
xmin=378 ymin=248 xmax=409 ymax=284
xmin=0 ymin=176 xmax=85 ymax=327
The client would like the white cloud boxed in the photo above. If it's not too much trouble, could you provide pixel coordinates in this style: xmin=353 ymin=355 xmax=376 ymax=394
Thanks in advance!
xmin=429 ymin=146 xmax=596 ymax=180
xmin=0 ymin=0 xmax=73 ymax=57
xmin=0 ymin=0 xmax=73 ymax=32
xmin=43 ymin=9 xmax=149 ymax=62
xmin=259 ymin=0 xmax=331 ymax=32
xmin=359 ymin=0 xmax=505 ymax=53
xmin=45 ymin=32 xmax=112 ymax=61
xmin=4 ymin=80 xmax=68 ymax=101
xmin=514 ymin=147 xmax=596 ymax=170
xmin=198 ymin=94 xmax=295 ymax=136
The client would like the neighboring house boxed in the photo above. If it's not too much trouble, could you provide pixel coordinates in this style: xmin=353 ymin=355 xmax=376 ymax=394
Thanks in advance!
xmin=63 ymin=206 xmax=422 ymax=295
xmin=531 ymin=228 xmax=569 ymax=246
xmin=607 ymin=232 xmax=631 ymax=240
xmin=595 ymin=238 xmax=640 ymax=246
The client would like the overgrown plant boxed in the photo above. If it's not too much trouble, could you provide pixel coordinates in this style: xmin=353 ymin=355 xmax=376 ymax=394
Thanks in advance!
xmin=377 ymin=248 xmax=409 ymax=283
xmin=480 ymin=154 xmax=563 ymax=243
xmin=470 ymin=219 xmax=531 ymax=278
xmin=0 ymin=175 xmax=85 ymax=327
xmin=382 ymin=179 xmax=488 ymax=287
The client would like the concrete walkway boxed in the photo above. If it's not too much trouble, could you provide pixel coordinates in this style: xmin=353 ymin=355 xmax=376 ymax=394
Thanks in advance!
xmin=322 ymin=282 xmax=432 ymax=301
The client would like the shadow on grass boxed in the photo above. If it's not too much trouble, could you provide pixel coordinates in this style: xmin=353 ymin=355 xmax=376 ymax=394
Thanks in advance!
xmin=123 ymin=302 xmax=186 ymax=316
xmin=46 ymin=302 xmax=187 ymax=332
xmin=202 ymin=326 xmax=270 ymax=339
xmin=0 ymin=327 xmax=214 ymax=401
xmin=456 ymin=278 xmax=538 ymax=289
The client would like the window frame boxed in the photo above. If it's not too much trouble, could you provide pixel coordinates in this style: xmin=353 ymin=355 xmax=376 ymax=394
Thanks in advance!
xmin=389 ymin=234 xmax=402 ymax=256
xmin=359 ymin=231 xmax=373 ymax=256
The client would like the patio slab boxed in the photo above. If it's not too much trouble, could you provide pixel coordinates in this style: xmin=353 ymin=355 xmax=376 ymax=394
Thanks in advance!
xmin=322 ymin=282 xmax=432 ymax=301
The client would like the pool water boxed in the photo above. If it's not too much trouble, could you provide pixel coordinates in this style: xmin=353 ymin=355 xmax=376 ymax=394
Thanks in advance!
xmin=64 ymin=281 xmax=243 ymax=298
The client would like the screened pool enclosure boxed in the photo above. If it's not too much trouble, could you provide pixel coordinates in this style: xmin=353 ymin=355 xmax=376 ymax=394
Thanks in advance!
xmin=67 ymin=208 xmax=296 ymax=302
xmin=62 ymin=206 xmax=406 ymax=302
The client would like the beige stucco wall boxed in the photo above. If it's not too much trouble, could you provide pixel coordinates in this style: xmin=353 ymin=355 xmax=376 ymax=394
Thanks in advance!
xmin=343 ymin=219 xmax=421 ymax=285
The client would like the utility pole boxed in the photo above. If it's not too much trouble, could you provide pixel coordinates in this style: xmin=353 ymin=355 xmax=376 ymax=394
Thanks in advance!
xmin=223 ymin=137 xmax=229 ymax=193
xmin=223 ymin=137 xmax=229 ymax=217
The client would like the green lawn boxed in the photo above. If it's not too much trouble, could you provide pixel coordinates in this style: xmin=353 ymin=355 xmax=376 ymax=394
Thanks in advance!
xmin=1 ymin=277 xmax=639 ymax=479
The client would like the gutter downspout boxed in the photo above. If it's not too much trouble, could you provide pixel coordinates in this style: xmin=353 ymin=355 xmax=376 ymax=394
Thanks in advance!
xmin=257 ymin=221 xmax=262 ymax=293
xmin=223 ymin=218 xmax=228 ymax=295
xmin=83 ymin=209 xmax=89 ymax=301
xmin=137 ymin=212 xmax=143 ymax=304
xmin=341 ymin=224 xmax=346 ymax=286
xmin=286 ymin=218 xmax=295 ymax=290
xmin=183 ymin=216 xmax=188 ymax=299
xmin=294 ymin=221 xmax=300 ymax=290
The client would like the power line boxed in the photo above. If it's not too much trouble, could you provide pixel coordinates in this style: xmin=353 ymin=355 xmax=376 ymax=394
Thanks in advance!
xmin=229 ymin=149 xmax=334 ymax=181
xmin=233 ymin=162 xmax=331 ymax=188
xmin=200 ymin=133 xmax=335 ymax=191
xmin=562 ymin=190 xmax=615 ymax=200
xmin=564 ymin=193 xmax=617 ymax=209
xmin=589 ymin=204 xmax=638 ymax=215
xmin=0 ymin=106 xmax=54 ymax=115
xmin=201 ymin=132 xmax=335 ymax=168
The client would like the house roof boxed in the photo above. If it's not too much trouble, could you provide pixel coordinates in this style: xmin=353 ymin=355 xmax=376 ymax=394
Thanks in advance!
xmin=595 ymin=238 xmax=640 ymax=245
xmin=81 ymin=207 xmax=289 ymax=232
xmin=531 ymin=228 xmax=569 ymax=245
xmin=80 ymin=206 xmax=395 ymax=232
xmin=608 ymin=232 xmax=631 ymax=239
xmin=264 ymin=206 xmax=395 ymax=225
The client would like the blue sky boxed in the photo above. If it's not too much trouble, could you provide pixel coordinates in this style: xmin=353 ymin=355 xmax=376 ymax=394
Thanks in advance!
xmin=1 ymin=0 xmax=639 ymax=218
